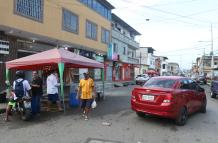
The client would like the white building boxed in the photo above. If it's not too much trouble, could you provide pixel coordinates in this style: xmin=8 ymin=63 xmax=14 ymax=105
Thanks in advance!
xmin=159 ymin=56 xmax=168 ymax=76
xmin=108 ymin=13 xmax=141 ymax=81
xmin=167 ymin=62 xmax=180 ymax=76
xmin=135 ymin=47 xmax=156 ymax=75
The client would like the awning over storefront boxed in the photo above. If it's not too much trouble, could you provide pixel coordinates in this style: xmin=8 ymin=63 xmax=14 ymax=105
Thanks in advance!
xmin=6 ymin=48 xmax=104 ymax=70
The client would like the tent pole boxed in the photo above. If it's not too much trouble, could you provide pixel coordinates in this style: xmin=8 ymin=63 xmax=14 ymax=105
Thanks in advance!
xmin=58 ymin=63 xmax=65 ymax=113
xmin=101 ymin=68 xmax=105 ymax=99
xmin=5 ymin=68 xmax=10 ymax=96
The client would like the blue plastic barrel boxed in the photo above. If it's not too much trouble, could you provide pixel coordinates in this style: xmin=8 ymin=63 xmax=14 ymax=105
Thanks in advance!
xmin=69 ymin=92 xmax=80 ymax=107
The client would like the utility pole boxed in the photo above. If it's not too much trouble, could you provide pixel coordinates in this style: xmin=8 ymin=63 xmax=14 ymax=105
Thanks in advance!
xmin=202 ymin=48 xmax=205 ymax=75
xmin=211 ymin=23 xmax=214 ymax=80
xmin=139 ymin=51 xmax=142 ymax=74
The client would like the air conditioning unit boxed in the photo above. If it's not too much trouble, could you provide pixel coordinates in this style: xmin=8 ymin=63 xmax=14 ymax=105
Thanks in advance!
xmin=0 ymin=40 xmax=9 ymax=54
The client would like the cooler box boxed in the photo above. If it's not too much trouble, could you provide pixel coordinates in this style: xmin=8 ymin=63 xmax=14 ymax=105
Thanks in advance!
xmin=69 ymin=92 xmax=80 ymax=107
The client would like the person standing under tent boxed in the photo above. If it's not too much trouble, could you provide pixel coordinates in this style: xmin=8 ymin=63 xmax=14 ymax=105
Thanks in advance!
xmin=46 ymin=70 xmax=62 ymax=112
xmin=31 ymin=71 xmax=43 ymax=116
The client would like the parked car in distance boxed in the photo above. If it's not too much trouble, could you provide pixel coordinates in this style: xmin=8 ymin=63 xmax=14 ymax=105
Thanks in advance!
xmin=197 ymin=75 xmax=207 ymax=85
xmin=211 ymin=69 xmax=218 ymax=98
xmin=211 ymin=80 xmax=218 ymax=98
xmin=135 ymin=74 xmax=150 ymax=85
xmin=131 ymin=76 xmax=207 ymax=126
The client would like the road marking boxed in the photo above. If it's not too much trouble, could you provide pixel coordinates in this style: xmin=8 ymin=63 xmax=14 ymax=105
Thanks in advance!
xmin=85 ymin=138 xmax=122 ymax=143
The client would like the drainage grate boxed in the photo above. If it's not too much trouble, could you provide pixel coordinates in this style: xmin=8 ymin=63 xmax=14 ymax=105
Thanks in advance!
xmin=85 ymin=138 xmax=123 ymax=143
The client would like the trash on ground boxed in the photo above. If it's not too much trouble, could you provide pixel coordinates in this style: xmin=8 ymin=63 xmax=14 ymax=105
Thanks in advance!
xmin=102 ymin=121 xmax=112 ymax=126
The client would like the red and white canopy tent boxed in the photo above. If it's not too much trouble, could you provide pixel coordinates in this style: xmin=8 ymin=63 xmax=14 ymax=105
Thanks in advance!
xmin=5 ymin=48 xmax=104 ymax=112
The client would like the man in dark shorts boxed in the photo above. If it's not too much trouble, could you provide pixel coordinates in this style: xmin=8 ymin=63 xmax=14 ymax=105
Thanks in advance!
xmin=77 ymin=72 xmax=95 ymax=120
xmin=46 ymin=70 xmax=62 ymax=111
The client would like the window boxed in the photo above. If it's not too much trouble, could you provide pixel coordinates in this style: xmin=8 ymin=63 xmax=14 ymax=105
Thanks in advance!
xmin=86 ymin=20 xmax=97 ymax=40
xmin=63 ymin=9 xmax=78 ymax=34
xmin=15 ymin=0 xmax=43 ymax=22
xmin=123 ymin=47 xmax=126 ymax=55
xmin=113 ymin=43 xmax=118 ymax=53
xmin=80 ymin=0 xmax=112 ymax=20
xmin=163 ymin=64 xmax=166 ymax=69
xmin=144 ymin=78 xmax=176 ymax=88
xmin=180 ymin=80 xmax=189 ymax=89
xmin=188 ymin=80 xmax=198 ymax=90
xmin=101 ymin=28 xmax=110 ymax=44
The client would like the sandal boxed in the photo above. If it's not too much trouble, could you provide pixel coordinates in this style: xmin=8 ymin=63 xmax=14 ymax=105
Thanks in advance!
xmin=84 ymin=115 xmax=88 ymax=121
xmin=3 ymin=118 xmax=10 ymax=122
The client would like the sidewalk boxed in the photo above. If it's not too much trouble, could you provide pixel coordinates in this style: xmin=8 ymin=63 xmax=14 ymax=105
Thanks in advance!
xmin=0 ymin=103 xmax=6 ymax=114
xmin=0 ymin=82 xmax=136 ymax=114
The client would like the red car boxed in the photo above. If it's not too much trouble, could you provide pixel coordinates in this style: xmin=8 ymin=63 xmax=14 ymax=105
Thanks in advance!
xmin=131 ymin=76 xmax=207 ymax=126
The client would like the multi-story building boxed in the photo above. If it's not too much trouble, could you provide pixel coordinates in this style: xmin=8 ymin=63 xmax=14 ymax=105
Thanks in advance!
xmin=167 ymin=62 xmax=180 ymax=76
xmin=106 ymin=13 xmax=140 ymax=81
xmin=155 ymin=56 xmax=168 ymax=76
xmin=135 ymin=47 xmax=156 ymax=75
xmin=196 ymin=55 xmax=218 ymax=77
xmin=0 ymin=0 xmax=114 ymax=91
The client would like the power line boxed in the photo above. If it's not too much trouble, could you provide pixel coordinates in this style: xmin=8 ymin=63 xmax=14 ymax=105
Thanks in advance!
xmin=151 ymin=0 xmax=200 ymax=7
xmin=115 ymin=2 xmax=218 ymax=28
xmin=157 ymin=43 xmax=211 ymax=54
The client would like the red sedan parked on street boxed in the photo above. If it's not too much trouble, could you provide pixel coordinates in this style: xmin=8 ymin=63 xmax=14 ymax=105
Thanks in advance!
xmin=131 ymin=76 xmax=207 ymax=126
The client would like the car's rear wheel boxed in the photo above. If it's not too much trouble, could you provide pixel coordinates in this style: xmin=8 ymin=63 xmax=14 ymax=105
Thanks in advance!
xmin=200 ymin=99 xmax=207 ymax=113
xmin=211 ymin=92 xmax=217 ymax=98
xmin=136 ymin=111 xmax=145 ymax=118
xmin=175 ymin=107 xmax=188 ymax=126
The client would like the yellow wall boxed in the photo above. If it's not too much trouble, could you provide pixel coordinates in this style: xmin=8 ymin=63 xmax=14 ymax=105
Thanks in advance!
xmin=0 ymin=0 xmax=111 ymax=53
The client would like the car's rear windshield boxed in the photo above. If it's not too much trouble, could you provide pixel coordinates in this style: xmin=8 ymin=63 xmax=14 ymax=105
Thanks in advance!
xmin=143 ymin=78 xmax=176 ymax=88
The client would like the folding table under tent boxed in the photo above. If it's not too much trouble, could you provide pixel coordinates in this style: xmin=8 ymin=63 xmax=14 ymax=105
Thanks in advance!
xmin=5 ymin=48 xmax=104 ymax=112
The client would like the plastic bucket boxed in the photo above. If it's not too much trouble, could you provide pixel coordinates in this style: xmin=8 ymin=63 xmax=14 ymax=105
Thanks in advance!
xmin=69 ymin=92 xmax=80 ymax=107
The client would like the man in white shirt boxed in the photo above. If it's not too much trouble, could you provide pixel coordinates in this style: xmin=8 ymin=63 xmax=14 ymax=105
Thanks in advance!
xmin=47 ymin=70 xmax=62 ymax=111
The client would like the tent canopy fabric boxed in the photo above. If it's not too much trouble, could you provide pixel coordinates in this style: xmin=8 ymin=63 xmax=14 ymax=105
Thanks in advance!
xmin=6 ymin=48 xmax=104 ymax=70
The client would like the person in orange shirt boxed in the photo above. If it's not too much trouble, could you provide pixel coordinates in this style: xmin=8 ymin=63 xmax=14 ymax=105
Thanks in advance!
xmin=77 ymin=72 xmax=95 ymax=120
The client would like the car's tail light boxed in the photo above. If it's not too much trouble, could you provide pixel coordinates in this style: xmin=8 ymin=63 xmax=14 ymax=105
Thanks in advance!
xmin=161 ymin=94 xmax=173 ymax=105
xmin=163 ymin=99 xmax=171 ymax=103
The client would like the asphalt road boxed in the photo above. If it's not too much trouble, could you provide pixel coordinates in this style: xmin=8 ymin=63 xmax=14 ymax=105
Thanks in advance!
xmin=0 ymin=85 xmax=218 ymax=143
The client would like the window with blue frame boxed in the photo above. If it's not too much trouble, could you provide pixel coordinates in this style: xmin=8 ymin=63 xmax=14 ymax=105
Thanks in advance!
xmin=101 ymin=28 xmax=110 ymax=44
xmin=80 ymin=0 xmax=111 ymax=20
xmin=62 ymin=9 xmax=78 ymax=34
xmin=15 ymin=0 xmax=43 ymax=22
xmin=86 ymin=20 xmax=97 ymax=40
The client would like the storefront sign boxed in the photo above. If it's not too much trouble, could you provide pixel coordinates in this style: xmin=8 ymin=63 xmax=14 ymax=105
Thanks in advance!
xmin=0 ymin=40 xmax=9 ymax=54
xmin=107 ymin=43 xmax=113 ymax=60
xmin=95 ymin=55 xmax=104 ymax=63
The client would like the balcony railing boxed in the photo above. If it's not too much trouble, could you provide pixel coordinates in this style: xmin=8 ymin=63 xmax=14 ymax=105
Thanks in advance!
xmin=128 ymin=57 xmax=139 ymax=64
xmin=112 ymin=29 xmax=139 ymax=49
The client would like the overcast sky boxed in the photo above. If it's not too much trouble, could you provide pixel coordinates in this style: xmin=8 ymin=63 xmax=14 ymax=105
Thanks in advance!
xmin=107 ymin=0 xmax=218 ymax=69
